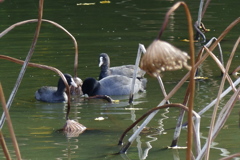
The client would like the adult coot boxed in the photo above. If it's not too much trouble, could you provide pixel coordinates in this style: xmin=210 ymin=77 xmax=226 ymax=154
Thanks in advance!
xmin=82 ymin=75 xmax=146 ymax=96
xmin=98 ymin=53 xmax=145 ymax=80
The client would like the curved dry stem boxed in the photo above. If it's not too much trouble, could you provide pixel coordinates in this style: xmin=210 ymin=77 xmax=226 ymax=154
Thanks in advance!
xmin=204 ymin=46 xmax=236 ymax=91
xmin=195 ymin=22 xmax=240 ymax=159
xmin=220 ymin=153 xmax=240 ymax=160
xmin=131 ymin=19 xmax=239 ymax=154
xmin=230 ymin=66 xmax=240 ymax=78
xmin=215 ymin=37 xmax=240 ymax=126
xmin=0 ymin=84 xmax=21 ymax=159
xmin=0 ymin=0 xmax=44 ymax=130
xmin=201 ymin=0 xmax=211 ymax=19
xmin=157 ymin=2 xmax=182 ymax=39
xmin=139 ymin=3 xmax=196 ymax=157
xmin=163 ymin=15 xmax=239 ymax=104
xmin=206 ymin=37 xmax=224 ymax=69
xmin=196 ymin=86 xmax=240 ymax=160
xmin=0 ymin=131 xmax=11 ymax=159
xmin=141 ymin=2 xmax=196 ymax=158
xmin=194 ymin=21 xmax=206 ymax=42
xmin=0 ymin=55 xmax=72 ymax=120
xmin=0 ymin=19 xmax=79 ymax=78
xmin=195 ymin=0 xmax=211 ymax=41
xmin=197 ymin=0 xmax=204 ymax=27
xmin=158 ymin=2 xmax=196 ymax=158
xmin=204 ymin=36 xmax=240 ymax=160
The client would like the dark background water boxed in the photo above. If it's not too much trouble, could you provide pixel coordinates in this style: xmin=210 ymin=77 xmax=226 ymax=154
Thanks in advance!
xmin=0 ymin=0 xmax=239 ymax=159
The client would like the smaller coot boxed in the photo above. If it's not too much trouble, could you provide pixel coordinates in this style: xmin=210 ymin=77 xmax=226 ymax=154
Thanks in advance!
xmin=35 ymin=74 xmax=77 ymax=103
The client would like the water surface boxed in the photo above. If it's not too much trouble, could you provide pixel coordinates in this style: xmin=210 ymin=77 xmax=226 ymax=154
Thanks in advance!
xmin=0 ymin=0 xmax=239 ymax=159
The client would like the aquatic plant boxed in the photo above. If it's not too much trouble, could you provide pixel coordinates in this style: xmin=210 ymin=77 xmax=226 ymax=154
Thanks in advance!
xmin=194 ymin=0 xmax=211 ymax=42
xmin=123 ymin=2 xmax=196 ymax=159
xmin=117 ymin=0 xmax=240 ymax=159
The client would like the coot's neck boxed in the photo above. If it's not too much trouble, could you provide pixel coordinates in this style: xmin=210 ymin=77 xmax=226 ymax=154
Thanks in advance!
xmin=90 ymin=81 xmax=101 ymax=96
xmin=56 ymin=78 xmax=66 ymax=94
xmin=101 ymin=60 xmax=110 ymax=71
xmin=99 ymin=58 xmax=111 ymax=79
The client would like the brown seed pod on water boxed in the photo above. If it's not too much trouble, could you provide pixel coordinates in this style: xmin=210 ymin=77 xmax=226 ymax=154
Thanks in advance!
xmin=63 ymin=120 xmax=87 ymax=137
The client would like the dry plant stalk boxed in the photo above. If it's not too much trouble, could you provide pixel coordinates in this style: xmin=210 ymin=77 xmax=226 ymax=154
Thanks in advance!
xmin=220 ymin=153 xmax=240 ymax=160
xmin=168 ymin=18 xmax=239 ymax=158
xmin=203 ymin=47 xmax=236 ymax=90
xmin=0 ymin=0 xmax=84 ymax=130
xmin=193 ymin=18 xmax=239 ymax=159
xmin=120 ymin=2 xmax=196 ymax=157
xmin=139 ymin=2 xmax=195 ymax=159
xmin=0 ymin=19 xmax=79 ymax=78
xmin=0 ymin=84 xmax=21 ymax=159
xmin=0 ymin=130 xmax=11 ymax=159
xmin=0 ymin=55 xmax=86 ymax=136
xmin=203 ymin=36 xmax=240 ymax=160
xmin=195 ymin=37 xmax=224 ymax=77
xmin=0 ymin=0 xmax=44 ymax=130
xmin=0 ymin=55 xmax=72 ymax=119
xmin=119 ymin=13 xmax=239 ymax=160
xmin=129 ymin=44 xmax=146 ymax=103
xmin=196 ymin=86 xmax=240 ymax=160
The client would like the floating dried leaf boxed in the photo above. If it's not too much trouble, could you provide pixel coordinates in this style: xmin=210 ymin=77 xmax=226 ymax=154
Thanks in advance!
xmin=194 ymin=76 xmax=208 ymax=81
xmin=77 ymin=3 xmax=95 ymax=6
xmin=95 ymin=117 xmax=105 ymax=121
xmin=125 ymin=108 xmax=143 ymax=110
xmin=100 ymin=1 xmax=111 ymax=4
xmin=168 ymin=146 xmax=187 ymax=149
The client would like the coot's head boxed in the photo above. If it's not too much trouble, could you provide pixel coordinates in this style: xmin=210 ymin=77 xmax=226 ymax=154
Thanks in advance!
xmin=82 ymin=78 xmax=99 ymax=96
xmin=99 ymin=53 xmax=110 ymax=68
xmin=63 ymin=74 xmax=77 ymax=87
xmin=57 ymin=74 xmax=77 ymax=91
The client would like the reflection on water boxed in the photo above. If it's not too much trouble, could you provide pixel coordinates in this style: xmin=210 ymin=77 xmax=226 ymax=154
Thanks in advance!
xmin=200 ymin=134 xmax=231 ymax=158
xmin=138 ymin=107 xmax=170 ymax=160
xmin=55 ymin=138 xmax=80 ymax=159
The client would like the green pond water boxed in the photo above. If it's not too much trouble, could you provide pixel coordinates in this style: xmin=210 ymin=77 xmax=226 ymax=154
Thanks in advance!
xmin=0 ymin=0 xmax=239 ymax=159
